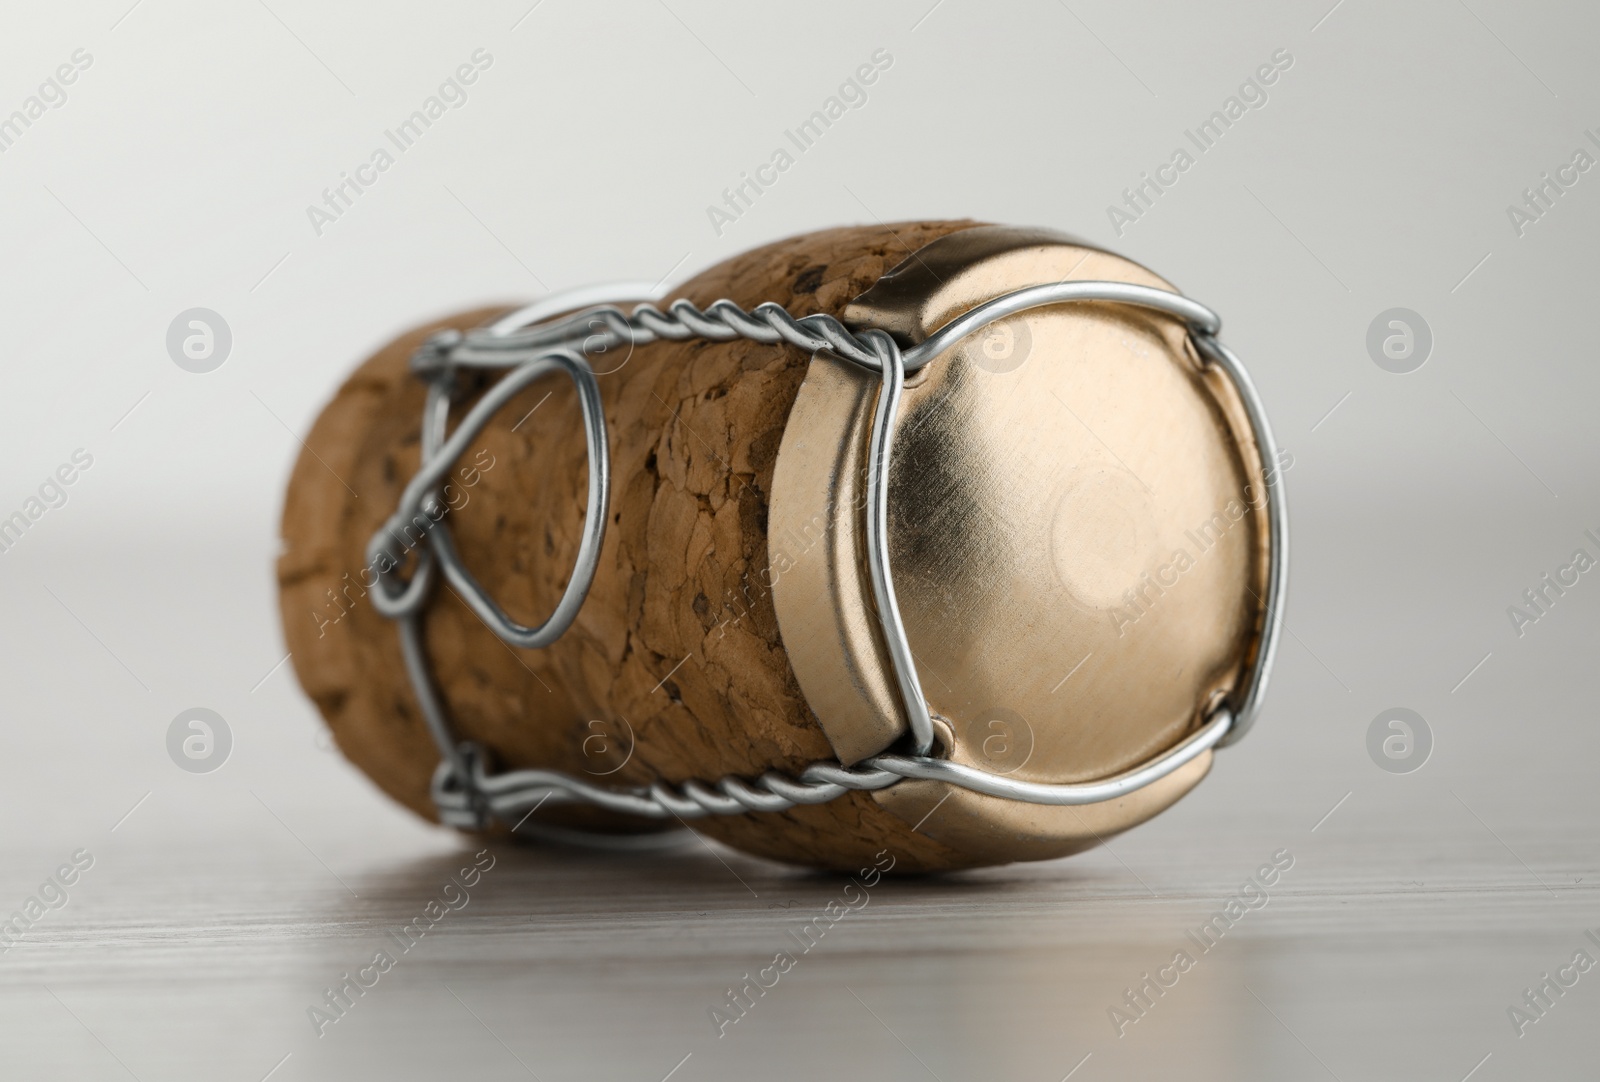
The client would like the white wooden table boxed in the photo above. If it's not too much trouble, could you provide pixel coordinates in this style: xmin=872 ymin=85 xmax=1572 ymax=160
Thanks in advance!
xmin=1 ymin=499 xmax=1595 ymax=1081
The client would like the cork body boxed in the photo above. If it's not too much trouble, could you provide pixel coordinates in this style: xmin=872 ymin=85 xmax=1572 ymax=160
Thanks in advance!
xmin=278 ymin=221 xmax=989 ymax=872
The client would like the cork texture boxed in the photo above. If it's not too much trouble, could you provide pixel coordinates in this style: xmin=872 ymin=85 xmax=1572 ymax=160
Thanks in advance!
xmin=277 ymin=221 xmax=991 ymax=872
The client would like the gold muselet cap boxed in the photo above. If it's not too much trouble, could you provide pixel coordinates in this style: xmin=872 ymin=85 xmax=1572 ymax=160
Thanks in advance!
xmin=768 ymin=224 xmax=1274 ymax=862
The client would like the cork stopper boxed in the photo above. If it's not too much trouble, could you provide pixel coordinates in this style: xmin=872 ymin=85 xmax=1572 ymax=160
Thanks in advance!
xmin=277 ymin=221 xmax=988 ymax=872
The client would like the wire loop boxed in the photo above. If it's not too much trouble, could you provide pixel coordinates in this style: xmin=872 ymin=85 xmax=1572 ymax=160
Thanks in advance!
xmin=372 ymin=279 xmax=1286 ymax=833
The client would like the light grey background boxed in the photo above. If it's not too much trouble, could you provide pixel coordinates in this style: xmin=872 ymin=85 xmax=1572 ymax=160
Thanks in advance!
xmin=1 ymin=1 xmax=1597 ymax=1079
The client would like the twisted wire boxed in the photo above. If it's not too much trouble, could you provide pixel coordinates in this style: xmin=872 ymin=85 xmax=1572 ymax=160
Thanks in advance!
xmin=372 ymin=278 xmax=1282 ymax=833
xmin=438 ymin=296 xmax=885 ymax=372
xmin=429 ymin=706 xmax=1233 ymax=828
xmin=437 ymin=281 xmax=1227 ymax=379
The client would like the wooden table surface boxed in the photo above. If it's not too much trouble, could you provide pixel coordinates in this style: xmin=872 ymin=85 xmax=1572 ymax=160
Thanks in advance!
xmin=1 ymin=496 xmax=1596 ymax=1082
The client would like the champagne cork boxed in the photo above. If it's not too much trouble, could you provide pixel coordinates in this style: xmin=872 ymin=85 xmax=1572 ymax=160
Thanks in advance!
xmin=278 ymin=220 xmax=1277 ymax=873
xmin=278 ymin=221 xmax=990 ymax=871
